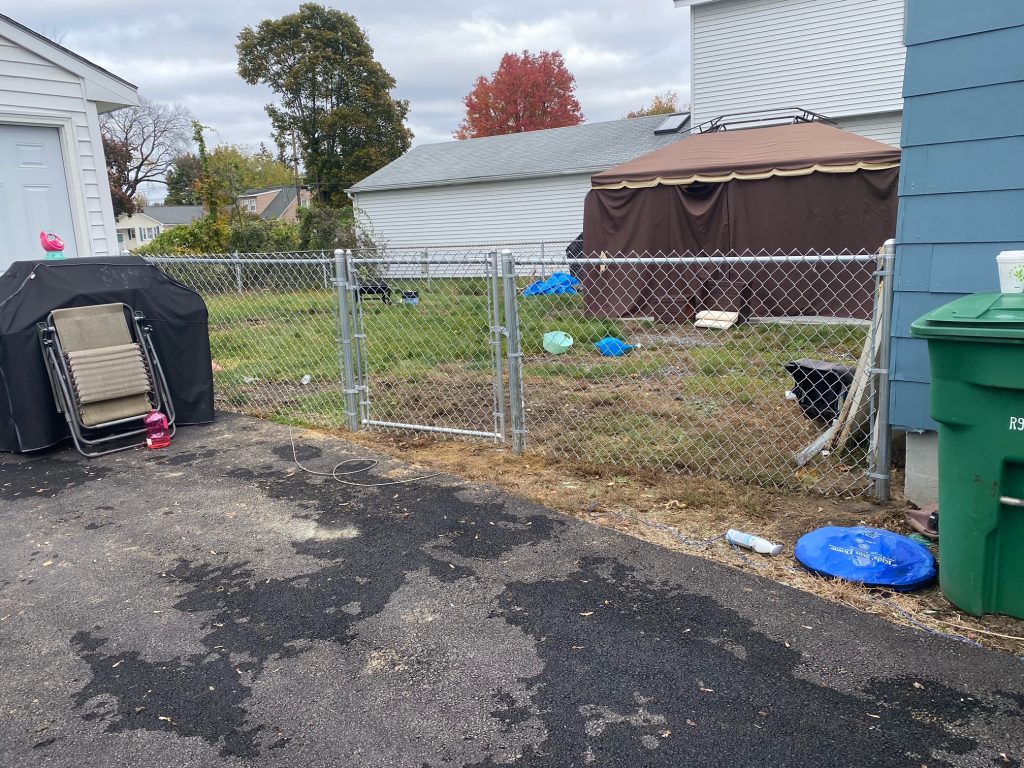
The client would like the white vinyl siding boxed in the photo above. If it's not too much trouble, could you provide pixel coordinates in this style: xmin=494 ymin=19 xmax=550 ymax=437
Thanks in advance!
xmin=0 ymin=33 xmax=118 ymax=257
xmin=352 ymin=174 xmax=594 ymax=248
xmin=690 ymin=0 xmax=905 ymax=140
xmin=834 ymin=111 xmax=903 ymax=147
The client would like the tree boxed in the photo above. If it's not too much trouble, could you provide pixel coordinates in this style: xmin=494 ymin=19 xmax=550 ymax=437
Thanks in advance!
xmin=625 ymin=91 xmax=685 ymax=119
xmin=207 ymin=145 xmax=296 ymax=205
xmin=454 ymin=50 xmax=584 ymax=139
xmin=164 ymin=154 xmax=204 ymax=206
xmin=236 ymin=3 xmax=412 ymax=205
xmin=103 ymin=135 xmax=138 ymax=217
xmin=100 ymin=98 xmax=193 ymax=207
xmin=166 ymin=144 xmax=297 ymax=211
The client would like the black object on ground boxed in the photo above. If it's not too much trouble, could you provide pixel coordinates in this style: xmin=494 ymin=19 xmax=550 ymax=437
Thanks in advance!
xmin=357 ymin=281 xmax=392 ymax=304
xmin=784 ymin=358 xmax=854 ymax=422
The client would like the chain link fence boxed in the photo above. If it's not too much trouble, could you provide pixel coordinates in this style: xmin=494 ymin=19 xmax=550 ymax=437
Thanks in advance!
xmin=148 ymin=252 xmax=349 ymax=428
xmin=509 ymin=247 xmax=884 ymax=494
xmin=147 ymin=242 xmax=891 ymax=496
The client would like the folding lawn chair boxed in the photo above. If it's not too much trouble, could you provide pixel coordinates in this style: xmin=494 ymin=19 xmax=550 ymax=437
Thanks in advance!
xmin=38 ymin=303 xmax=175 ymax=456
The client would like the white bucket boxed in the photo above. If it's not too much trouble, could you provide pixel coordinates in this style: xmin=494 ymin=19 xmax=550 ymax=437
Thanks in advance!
xmin=997 ymin=251 xmax=1024 ymax=293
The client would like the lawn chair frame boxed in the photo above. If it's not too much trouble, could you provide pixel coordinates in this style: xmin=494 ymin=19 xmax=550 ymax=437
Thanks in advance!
xmin=38 ymin=303 xmax=176 ymax=457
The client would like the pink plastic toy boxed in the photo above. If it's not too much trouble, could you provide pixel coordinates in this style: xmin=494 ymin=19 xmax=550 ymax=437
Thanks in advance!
xmin=40 ymin=231 xmax=65 ymax=253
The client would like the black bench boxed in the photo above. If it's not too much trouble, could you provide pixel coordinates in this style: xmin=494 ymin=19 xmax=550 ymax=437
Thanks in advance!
xmin=357 ymin=281 xmax=392 ymax=304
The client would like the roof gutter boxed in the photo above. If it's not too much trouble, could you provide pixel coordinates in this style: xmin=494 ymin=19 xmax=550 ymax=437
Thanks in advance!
xmin=350 ymin=166 xmax=616 ymax=195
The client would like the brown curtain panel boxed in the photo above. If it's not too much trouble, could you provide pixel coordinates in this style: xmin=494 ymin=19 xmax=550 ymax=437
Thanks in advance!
xmin=580 ymin=168 xmax=898 ymax=321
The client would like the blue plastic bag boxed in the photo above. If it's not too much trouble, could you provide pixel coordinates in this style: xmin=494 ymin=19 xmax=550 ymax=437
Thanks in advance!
xmin=794 ymin=526 xmax=936 ymax=591
xmin=523 ymin=272 xmax=581 ymax=296
xmin=594 ymin=337 xmax=635 ymax=357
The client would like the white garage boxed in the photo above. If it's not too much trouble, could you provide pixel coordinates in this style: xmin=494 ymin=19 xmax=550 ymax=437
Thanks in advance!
xmin=0 ymin=13 xmax=139 ymax=273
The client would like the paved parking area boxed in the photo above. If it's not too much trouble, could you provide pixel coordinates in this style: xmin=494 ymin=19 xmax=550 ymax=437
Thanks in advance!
xmin=1 ymin=414 xmax=1021 ymax=767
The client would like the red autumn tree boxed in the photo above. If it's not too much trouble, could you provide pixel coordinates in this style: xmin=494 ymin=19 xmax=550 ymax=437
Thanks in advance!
xmin=454 ymin=50 xmax=584 ymax=139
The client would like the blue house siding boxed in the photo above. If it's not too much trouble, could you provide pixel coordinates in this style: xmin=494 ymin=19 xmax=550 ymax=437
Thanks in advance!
xmin=891 ymin=2 xmax=1024 ymax=431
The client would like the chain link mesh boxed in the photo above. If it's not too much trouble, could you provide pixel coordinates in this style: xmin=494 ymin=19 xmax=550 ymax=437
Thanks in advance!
xmin=349 ymin=248 xmax=504 ymax=439
xmin=148 ymin=252 xmax=350 ymax=428
xmin=147 ymin=243 xmax=883 ymax=495
xmin=508 ymin=245 xmax=882 ymax=494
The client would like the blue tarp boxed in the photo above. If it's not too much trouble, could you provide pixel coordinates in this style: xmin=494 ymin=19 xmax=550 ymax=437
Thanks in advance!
xmin=523 ymin=272 xmax=580 ymax=296
xmin=794 ymin=526 xmax=936 ymax=591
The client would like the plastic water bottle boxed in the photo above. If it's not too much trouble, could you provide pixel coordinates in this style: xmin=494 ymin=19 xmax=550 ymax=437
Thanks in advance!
xmin=144 ymin=410 xmax=171 ymax=450
xmin=726 ymin=529 xmax=783 ymax=556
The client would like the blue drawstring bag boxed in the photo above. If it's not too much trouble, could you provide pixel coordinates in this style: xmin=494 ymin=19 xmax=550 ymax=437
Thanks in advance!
xmin=595 ymin=337 xmax=635 ymax=357
xmin=794 ymin=526 xmax=936 ymax=591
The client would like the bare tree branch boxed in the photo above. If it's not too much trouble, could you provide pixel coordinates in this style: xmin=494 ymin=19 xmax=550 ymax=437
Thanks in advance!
xmin=100 ymin=98 xmax=194 ymax=204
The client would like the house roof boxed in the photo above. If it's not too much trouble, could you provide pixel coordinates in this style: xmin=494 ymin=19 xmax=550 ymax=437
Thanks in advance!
xmin=142 ymin=205 xmax=205 ymax=226
xmin=349 ymin=114 xmax=691 ymax=194
xmin=672 ymin=0 xmax=724 ymax=7
xmin=0 ymin=13 xmax=138 ymax=111
xmin=259 ymin=188 xmax=298 ymax=220
xmin=591 ymin=122 xmax=901 ymax=189
xmin=240 ymin=186 xmax=291 ymax=196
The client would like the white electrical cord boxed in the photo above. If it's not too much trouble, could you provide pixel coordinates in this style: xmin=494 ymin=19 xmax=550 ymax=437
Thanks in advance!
xmin=288 ymin=426 xmax=441 ymax=487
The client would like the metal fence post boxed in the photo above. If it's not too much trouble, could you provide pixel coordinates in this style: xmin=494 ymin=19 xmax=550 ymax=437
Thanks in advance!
xmin=334 ymin=248 xmax=360 ymax=432
xmin=346 ymin=248 xmax=370 ymax=427
xmin=233 ymin=252 xmax=243 ymax=295
xmin=873 ymin=238 xmax=896 ymax=502
xmin=489 ymin=250 xmax=507 ymax=442
xmin=500 ymin=249 xmax=526 ymax=454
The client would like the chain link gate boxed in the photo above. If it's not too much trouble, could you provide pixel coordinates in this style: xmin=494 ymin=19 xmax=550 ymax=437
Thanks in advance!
xmin=336 ymin=249 xmax=524 ymax=446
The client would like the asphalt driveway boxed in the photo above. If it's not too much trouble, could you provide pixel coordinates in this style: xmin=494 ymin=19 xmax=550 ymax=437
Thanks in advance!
xmin=1 ymin=414 xmax=1021 ymax=767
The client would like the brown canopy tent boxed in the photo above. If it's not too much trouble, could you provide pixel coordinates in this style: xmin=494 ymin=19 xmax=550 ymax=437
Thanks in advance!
xmin=580 ymin=122 xmax=900 ymax=320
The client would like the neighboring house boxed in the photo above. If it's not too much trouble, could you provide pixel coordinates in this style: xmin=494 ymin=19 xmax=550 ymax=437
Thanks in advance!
xmin=673 ymin=0 xmax=906 ymax=146
xmin=347 ymin=113 xmax=691 ymax=248
xmin=115 ymin=205 xmax=204 ymax=252
xmin=0 ymin=13 xmax=138 ymax=273
xmin=891 ymin=0 xmax=1024 ymax=503
xmin=236 ymin=186 xmax=311 ymax=223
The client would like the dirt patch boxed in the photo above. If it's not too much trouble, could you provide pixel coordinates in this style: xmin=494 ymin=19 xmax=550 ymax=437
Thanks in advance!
xmin=339 ymin=429 xmax=1024 ymax=656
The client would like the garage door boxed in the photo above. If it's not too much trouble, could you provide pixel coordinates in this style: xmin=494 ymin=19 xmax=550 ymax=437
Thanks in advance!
xmin=0 ymin=124 xmax=79 ymax=273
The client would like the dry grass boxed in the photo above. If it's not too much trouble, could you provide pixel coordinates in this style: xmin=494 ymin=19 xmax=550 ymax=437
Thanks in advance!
xmin=340 ymin=429 xmax=1024 ymax=657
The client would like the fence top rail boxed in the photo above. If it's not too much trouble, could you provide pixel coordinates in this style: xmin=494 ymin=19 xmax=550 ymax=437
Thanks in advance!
xmin=510 ymin=252 xmax=879 ymax=266
xmin=142 ymin=248 xmax=879 ymax=267
xmin=145 ymin=255 xmax=333 ymax=266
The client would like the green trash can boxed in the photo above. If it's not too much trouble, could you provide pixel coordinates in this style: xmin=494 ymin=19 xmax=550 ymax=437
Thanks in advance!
xmin=911 ymin=292 xmax=1024 ymax=618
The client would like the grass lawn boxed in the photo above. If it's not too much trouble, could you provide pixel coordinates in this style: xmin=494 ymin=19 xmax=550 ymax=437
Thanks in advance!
xmin=200 ymin=278 xmax=870 ymax=492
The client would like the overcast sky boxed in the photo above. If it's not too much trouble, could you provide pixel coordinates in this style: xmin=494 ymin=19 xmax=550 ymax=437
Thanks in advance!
xmin=17 ymin=1 xmax=690 ymax=150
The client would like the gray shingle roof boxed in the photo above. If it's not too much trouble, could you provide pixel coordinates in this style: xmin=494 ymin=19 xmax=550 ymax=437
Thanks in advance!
xmin=260 ymin=188 xmax=297 ymax=220
xmin=142 ymin=205 xmax=205 ymax=226
xmin=349 ymin=114 xmax=690 ymax=193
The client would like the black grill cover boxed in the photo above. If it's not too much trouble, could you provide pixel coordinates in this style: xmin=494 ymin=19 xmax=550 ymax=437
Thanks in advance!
xmin=0 ymin=256 xmax=214 ymax=452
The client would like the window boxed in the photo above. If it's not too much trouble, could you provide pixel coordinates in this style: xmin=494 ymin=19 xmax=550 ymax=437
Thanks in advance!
xmin=243 ymin=197 xmax=257 ymax=213
xmin=654 ymin=112 xmax=691 ymax=135
xmin=139 ymin=226 xmax=161 ymax=242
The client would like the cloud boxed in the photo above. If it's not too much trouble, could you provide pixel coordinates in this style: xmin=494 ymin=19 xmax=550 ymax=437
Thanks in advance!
xmin=13 ymin=1 xmax=690 ymax=149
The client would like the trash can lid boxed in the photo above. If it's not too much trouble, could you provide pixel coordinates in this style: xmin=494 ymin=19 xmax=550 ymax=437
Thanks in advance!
xmin=911 ymin=292 xmax=1024 ymax=340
